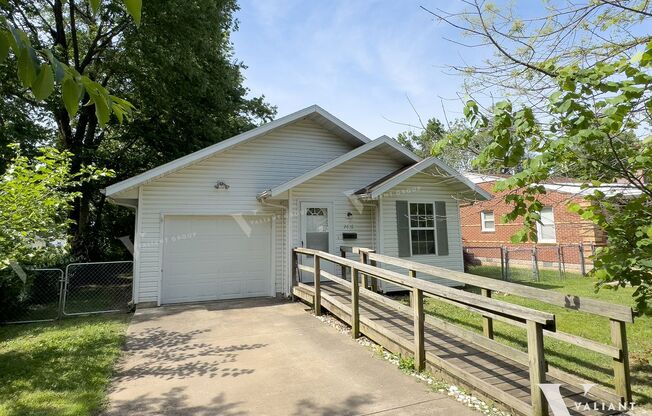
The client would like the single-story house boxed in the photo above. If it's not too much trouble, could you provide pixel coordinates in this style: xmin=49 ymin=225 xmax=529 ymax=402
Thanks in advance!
xmin=104 ymin=105 xmax=489 ymax=306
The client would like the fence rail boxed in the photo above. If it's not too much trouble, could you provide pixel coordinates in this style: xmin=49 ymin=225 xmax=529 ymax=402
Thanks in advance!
xmin=463 ymin=243 xmax=606 ymax=281
xmin=2 ymin=261 xmax=133 ymax=325
xmin=293 ymin=246 xmax=633 ymax=415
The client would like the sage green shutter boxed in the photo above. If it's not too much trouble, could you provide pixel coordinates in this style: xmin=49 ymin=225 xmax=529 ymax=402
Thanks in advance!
xmin=396 ymin=201 xmax=411 ymax=257
xmin=435 ymin=201 xmax=449 ymax=256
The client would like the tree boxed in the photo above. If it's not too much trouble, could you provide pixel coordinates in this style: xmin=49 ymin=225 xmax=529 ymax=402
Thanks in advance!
xmin=396 ymin=117 xmax=502 ymax=173
xmin=1 ymin=0 xmax=276 ymax=259
xmin=425 ymin=0 xmax=652 ymax=111
xmin=435 ymin=40 xmax=652 ymax=314
xmin=0 ymin=144 xmax=112 ymax=268
xmin=429 ymin=0 xmax=652 ymax=313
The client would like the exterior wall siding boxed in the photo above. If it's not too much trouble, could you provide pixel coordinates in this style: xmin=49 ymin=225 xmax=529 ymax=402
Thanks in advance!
xmin=135 ymin=119 xmax=356 ymax=303
xmin=379 ymin=172 xmax=465 ymax=288
xmin=290 ymin=147 xmax=405 ymax=274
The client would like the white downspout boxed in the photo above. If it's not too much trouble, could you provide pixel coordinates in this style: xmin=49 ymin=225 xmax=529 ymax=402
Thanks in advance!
xmin=259 ymin=194 xmax=291 ymax=297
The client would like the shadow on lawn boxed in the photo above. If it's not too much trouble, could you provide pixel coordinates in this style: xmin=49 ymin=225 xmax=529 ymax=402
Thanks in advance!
xmin=111 ymin=326 xmax=265 ymax=385
xmin=105 ymin=387 xmax=246 ymax=416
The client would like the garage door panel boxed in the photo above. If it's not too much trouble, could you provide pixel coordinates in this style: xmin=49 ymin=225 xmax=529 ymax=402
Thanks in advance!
xmin=162 ymin=215 xmax=272 ymax=304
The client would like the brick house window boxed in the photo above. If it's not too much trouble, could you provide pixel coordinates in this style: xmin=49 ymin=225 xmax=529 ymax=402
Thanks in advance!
xmin=409 ymin=202 xmax=436 ymax=255
xmin=481 ymin=210 xmax=495 ymax=232
xmin=537 ymin=207 xmax=557 ymax=243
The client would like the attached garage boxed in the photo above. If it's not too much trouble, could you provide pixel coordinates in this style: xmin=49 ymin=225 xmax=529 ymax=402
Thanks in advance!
xmin=161 ymin=215 xmax=274 ymax=304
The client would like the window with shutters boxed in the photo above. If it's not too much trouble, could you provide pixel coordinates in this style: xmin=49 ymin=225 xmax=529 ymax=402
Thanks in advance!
xmin=481 ymin=210 xmax=495 ymax=232
xmin=409 ymin=202 xmax=436 ymax=255
xmin=536 ymin=207 xmax=556 ymax=243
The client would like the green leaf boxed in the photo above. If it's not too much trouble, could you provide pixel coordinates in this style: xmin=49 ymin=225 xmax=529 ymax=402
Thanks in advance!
xmin=17 ymin=47 xmax=37 ymax=88
xmin=92 ymin=93 xmax=111 ymax=126
xmin=42 ymin=50 xmax=66 ymax=82
xmin=62 ymin=77 xmax=82 ymax=117
xmin=0 ymin=31 xmax=9 ymax=63
xmin=32 ymin=64 xmax=54 ymax=100
xmin=88 ymin=0 xmax=101 ymax=13
xmin=123 ymin=0 xmax=142 ymax=26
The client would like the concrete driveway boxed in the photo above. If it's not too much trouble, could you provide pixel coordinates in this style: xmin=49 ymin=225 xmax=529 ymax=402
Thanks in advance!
xmin=105 ymin=298 xmax=476 ymax=416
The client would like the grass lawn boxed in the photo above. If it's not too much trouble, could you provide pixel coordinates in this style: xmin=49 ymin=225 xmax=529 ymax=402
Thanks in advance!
xmin=422 ymin=265 xmax=652 ymax=408
xmin=0 ymin=314 xmax=130 ymax=416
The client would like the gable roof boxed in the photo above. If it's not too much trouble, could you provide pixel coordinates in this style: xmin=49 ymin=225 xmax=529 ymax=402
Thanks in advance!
xmin=356 ymin=157 xmax=492 ymax=200
xmin=258 ymin=136 xmax=420 ymax=199
xmin=104 ymin=105 xmax=370 ymax=197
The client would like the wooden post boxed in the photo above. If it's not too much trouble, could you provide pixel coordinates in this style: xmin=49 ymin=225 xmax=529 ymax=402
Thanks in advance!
xmin=531 ymin=247 xmax=540 ymax=282
xmin=359 ymin=251 xmax=368 ymax=289
xmin=481 ymin=288 xmax=494 ymax=339
xmin=610 ymin=319 xmax=632 ymax=403
xmin=579 ymin=243 xmax=586 ymax=276
xmin=351 ymin=267 xmax=360 ymax=339
xmin=413 ymin=287 xmax=425 ymax=371
xmin=527 ymin=320 xmax=548 ymax=416
xmin=408 ymin=269 xmax=416 ymax=306
xmin=340 ymin=248 xmax=347 ymax=280
xmin=314 ymin=255 xmax=321 ymax=316
xmin=291 ymin=249 xmax=298 ymax=287
xmin=370 ymin=259 xmax=378 ymax=292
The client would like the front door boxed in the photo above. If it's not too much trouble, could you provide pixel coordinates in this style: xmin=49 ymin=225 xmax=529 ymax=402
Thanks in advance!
xmin=300 ymin=202 xmax=333 ymax=281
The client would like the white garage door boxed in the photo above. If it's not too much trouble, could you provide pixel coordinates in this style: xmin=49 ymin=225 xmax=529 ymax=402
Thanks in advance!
xmin=162 ymin=215 xmax=273 ymax=304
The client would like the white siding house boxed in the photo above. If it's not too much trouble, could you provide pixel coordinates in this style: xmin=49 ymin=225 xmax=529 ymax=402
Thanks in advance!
xmin=105 ymin=105 xmax=489 ymax=306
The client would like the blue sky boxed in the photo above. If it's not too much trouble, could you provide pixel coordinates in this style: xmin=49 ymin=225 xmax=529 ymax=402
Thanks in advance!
xmin=232 ymin=1 xmax=491 ymax=139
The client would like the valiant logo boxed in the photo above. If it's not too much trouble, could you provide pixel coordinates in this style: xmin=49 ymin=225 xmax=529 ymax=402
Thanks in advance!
xmin=539 ymin=383 xmax=635 ymax=416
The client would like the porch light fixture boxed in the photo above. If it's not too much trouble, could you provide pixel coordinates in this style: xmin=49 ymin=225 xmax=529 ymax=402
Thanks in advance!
xmin=214 ymin=181 xmax=230 ymax=190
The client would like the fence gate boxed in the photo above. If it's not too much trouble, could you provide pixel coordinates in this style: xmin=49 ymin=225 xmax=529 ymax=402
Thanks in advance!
xmin=1 ymin=268 xmax=64 ymax=324
xmin=63 ymin=261 xmax=133 ymax=316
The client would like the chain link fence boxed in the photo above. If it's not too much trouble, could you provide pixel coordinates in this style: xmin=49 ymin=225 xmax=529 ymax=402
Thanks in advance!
xmin=63 ymin=261 xmax=133 ymax=316
xmin=0 ymin=269 xmax=64 ymax=324
xmin=463 ymin=244 xmax=604 ymax=282
xmin=1 ymin=261 xmax=132 ymax=325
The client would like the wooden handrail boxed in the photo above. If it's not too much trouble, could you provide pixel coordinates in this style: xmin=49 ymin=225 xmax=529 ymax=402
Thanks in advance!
xmin=366 ymin=251 xmax=633 ymax=323
xmin=347 ymin=246 xmax=632 ymax=404
xmin=294 ymin=246 xmax=555 ymax=416
xmin=295 ymin=247 xmax=555 ymax=327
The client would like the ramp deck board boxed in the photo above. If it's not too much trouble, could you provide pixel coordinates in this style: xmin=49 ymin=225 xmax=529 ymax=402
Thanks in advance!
xmin=294 ymin=282 xmax=620 ymax=416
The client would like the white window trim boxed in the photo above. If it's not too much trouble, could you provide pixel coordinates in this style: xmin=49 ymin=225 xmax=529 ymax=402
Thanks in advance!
xmin=481 ymin=210 xmax=496 ymax=232
xmin=408 ymin=202 xmax=436 ymax=256
xmin=536 ymin=207 xmax=557 ymax=244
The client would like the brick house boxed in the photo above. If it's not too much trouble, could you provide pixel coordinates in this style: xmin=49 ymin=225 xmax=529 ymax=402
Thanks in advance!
xmin=459 ymin=174 xmax=638 ymax=270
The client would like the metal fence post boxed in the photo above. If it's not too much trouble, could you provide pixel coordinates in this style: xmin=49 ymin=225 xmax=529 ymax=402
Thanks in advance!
xmin=500 ymin=246 xmax=505 ymax=280
xmin=557 ymin=245 xmax=563 ymax=279
xmin=579 ymin=243 xmax=586 ymax=276
xmin=504 ymin=247 xmax=511 ymax=281
xmin=531 ymin=247 xmax=540 ymax=282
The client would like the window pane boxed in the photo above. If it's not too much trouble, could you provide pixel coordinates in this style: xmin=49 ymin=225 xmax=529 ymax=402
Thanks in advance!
xmin=485 ymin=220 xmax=495 ymax=229
xmin=541 ymin=207 xmax=554 ymax=224
xmin=426 ymin=242 xmax=436 ymax=254
xmin=540 ymin=224 xmax=556 ymax=241
xmin=484 ymin=211 xmax=494 ymax=221
xmin=410 ymin=204 xmax=417 ymax=215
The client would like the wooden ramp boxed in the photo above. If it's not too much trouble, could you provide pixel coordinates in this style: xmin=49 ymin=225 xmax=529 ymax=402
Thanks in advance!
xmin=292 ymin=247 xmax=634 ymax=416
